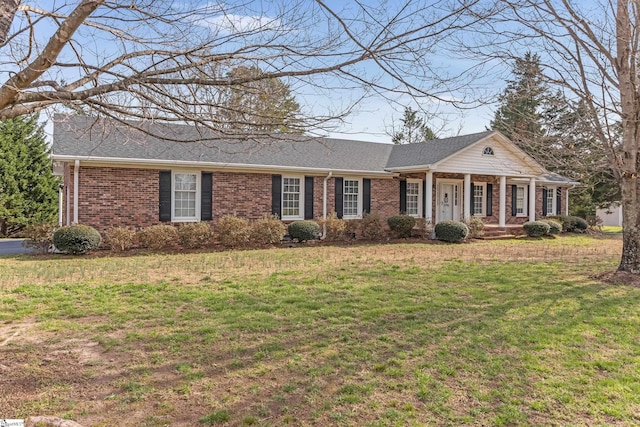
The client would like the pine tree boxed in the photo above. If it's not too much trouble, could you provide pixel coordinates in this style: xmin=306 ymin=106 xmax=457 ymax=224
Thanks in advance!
xmin=0 ymin=115 xmax=59 ymax=236
xmin=490 ymin=52 xmax=618 ymax=215
xmin=218 ymin=66 xmax=302 ymax=133
xmin=391 ymin=107 xmax=438 ymax=144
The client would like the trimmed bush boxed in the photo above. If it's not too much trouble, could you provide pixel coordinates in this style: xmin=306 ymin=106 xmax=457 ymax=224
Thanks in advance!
xmin=23 ymin=222 xmax=57 ymax=254
xmin=137 ymin=224 xmax=179 ymax=251
xmin=547 ymin=215 xmax=589 ymax=232
xmin=434 ymin=220 xmax=469 ymax=243
xmin=523 ymin=220 xmax=550 ymax=237
xmin=344 ymin=219 xmax=359 ymax=240
xmin=288 ymin=220 xmax=320 ymax=241
xmin=465 ymin=217 xmax=485 ymax=239
xmin=217 ymin=214 xmax=250 ymax=247
xmin=542 ymin=220 xmax=562 ymax=235
xmin=573 ymin=216 xmax=589 ymax=231
xmin=318 ymin=212 xmax=347 ymax=241
xmin=105 ymin=226 xmax=136 ymax=252
xmin=53 ymin=225 xmax=102 ymax=254
xmin=250 ymin=215 xmax=286 ymax=245
xmin=387 ymin=215 xmax=416 ymax=238
xmin=360 ymin=212 xmax=385 ymax=241
xmin=178 ymin=222 xmax=213 ymax=249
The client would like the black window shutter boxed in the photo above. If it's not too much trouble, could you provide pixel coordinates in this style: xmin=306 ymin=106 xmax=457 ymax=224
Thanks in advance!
xmin=422 ymin=180 xmax=427 ymax=218
xmin=304 ymin=176 xmax=314 ymax=219
xmin=486 ymin=183 xmax=493 ymax=216
xmin=556 ymin=188 xmax=562 ymax=215
xmin=542 ymin=188 xmax=548 ymax=217
xmin=201 ymin=172 xmax=213 ymax=221
xmin=511 ymin=185 xmax=517 ymax=217
xmin=399 ymin=180 xmax=407 ymax=213
xmin=470 ymin=182 xmax=476 ymax=215
xmin=272 ymin=175 xmax=282 ymax=218
xmin=159 ymin=171 xmax=172 ymax=222
xmin=363 ymin=178 xmax=371 ymax=214
xmin=526 ymin=185 xmax=530 ymax=215
xmin=335 ymin=177 xmax=344 ymax=218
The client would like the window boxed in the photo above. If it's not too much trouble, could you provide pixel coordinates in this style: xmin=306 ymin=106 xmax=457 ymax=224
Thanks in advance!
xmin=282 ymin=176 xmax=303 ymax=219
xmin=343 ymin=179 xmax=361 ymax=218
xmin=473 ymin=183 xmax=485 ymax=216
xmin=546 ymin=186 xmax=555 ymax=216
xmin=173 ymin=172 xmax=199 ymax=221
xmin=516 ymin=185 xmax=527 ymax=216
xmin=406 ymin=180 xmax=422 ymax=217
xmin=483 ymin=146 xmax=494 ymax=155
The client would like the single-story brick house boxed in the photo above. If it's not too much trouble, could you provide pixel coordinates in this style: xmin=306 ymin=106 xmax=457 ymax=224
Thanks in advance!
xmin=52 ymin=115 xmax=576 ymax=233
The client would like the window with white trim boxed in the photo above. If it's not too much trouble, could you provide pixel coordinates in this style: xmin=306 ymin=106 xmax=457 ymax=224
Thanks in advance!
xmin=516 ymin=185 xmax=527 ymax=216
xmin=343 ymin=179 xmax=361 ymax=218
xmin=406 ymin=179 xmax=423 ymax=217
xmin=282 ymin=176 xmax=303 ymax=220
xmin=546 ymin=186 xmax=555 ymax=216
xmin=173 ymin=172 xmax=200 ymax=221
xmin=473 ymin=183 xmax=485 ymax=216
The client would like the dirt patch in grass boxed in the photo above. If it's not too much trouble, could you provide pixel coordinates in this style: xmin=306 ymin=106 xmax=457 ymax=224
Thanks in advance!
xmin=594 ymin=270 xmax=640 ymax=287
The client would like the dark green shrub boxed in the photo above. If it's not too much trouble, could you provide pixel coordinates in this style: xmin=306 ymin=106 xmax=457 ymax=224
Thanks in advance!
xmin=23 ymin=222 xmax=57 ymax=254
xmin=250 ymin=215 xmax=286 ymax=244
xmin=387 ymin=215 xmax=416 ymax=238
xmin=105 ymin=226 xmax=136 ymax=252
xmin=547 ymin=215 xmax=588 ymax=232
xmin=434 ymin=220 xmax=469 ymax=243
xmin=217 ymin=214 xmax=250 ymax=247
xmin=523 ymin=221 xmax=551 ymax=237
xmin=542 ymin=220 xmax=562 ymax=235
xmin=137 ymin=224 xmax=179 ymax=250
xmin=360 ymin=212 xmax=385 ymax=240
xmin=572 ymin=216 xmax=588 ymax=231
xmin=288 ymin=220 xmax=320 ymax=241
xmin=53 ymin=225 xmax=102 ymax=254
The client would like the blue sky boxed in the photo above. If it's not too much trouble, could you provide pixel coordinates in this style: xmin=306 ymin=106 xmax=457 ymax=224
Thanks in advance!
xmin=12 ymin=0 xmax=586 ymax=144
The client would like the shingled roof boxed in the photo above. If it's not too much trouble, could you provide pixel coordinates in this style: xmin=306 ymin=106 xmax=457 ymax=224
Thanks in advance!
xmin=51 ymin=115 xmax=577 ymax=185
xmin=385 ymin=131 xmax=496 ymax=169
xmin=52 ymin=115 xmax=393 ymax=173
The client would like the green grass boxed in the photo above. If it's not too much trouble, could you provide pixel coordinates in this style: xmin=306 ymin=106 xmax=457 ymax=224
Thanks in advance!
xmin=601 ymin=225 xmax=623 ymax=233
xmin=1 ymin=235 xmax=638 ymax=426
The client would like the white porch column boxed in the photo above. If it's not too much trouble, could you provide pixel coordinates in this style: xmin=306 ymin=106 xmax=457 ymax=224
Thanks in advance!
xmin=464 ymin=173 xmax=471 ymax=220
xmin=73 ymin=160 xmax=80 ymax=225
xmin=529 ymin=177 xmax=536 ymax=222
xmin=499 ymin=176 xmax=506 ymax=228
xmin=565 ymin=188 xmax=570 ymax=215
xmin=58 ymin=184 xmax=64 ymax=227
xmin=425 ymin=171 xmax=433 ymax=223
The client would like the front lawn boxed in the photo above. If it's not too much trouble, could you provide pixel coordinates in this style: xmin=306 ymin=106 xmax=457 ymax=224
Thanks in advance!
xmin=1 ymin=235 xmax=638 ymax=426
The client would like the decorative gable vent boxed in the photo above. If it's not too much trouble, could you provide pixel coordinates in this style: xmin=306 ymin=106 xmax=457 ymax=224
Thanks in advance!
xmin=483 ymin=147 xmax=494 ymax=156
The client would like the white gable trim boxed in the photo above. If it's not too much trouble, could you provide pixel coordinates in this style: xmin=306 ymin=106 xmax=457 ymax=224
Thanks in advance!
xmin=432 ymin=132 xmax=547 ymax=176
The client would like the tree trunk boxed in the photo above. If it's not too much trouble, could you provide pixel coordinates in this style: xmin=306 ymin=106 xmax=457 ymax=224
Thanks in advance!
xmin=0 ymin=0 xmax=20 ymax=44
xmin=619 ymin=176 xmax=640 ymax=272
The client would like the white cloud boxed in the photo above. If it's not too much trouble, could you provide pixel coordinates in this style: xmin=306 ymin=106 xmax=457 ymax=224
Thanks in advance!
xmin=193 ymin=13 xmax=285 ymax=34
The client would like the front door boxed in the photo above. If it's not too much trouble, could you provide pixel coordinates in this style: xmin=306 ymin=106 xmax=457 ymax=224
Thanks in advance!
xmin=438 ymin=181 xmax=461 ymax=222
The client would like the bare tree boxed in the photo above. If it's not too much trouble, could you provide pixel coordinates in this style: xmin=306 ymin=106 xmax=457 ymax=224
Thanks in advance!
xmin=0 ymin=0 xmax=491 ymax=142
xmin=465 ymin=0 xmax=639 ymax=273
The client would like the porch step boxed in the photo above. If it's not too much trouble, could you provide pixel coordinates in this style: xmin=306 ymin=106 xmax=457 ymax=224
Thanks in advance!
xmin=478 ymin=226 xmax=525 ymax=239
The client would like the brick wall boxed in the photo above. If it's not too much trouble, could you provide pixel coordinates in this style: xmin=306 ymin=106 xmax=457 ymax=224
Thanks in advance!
xmin=62 ymin=163 xmax=569 ymax=232
xmin=213 ymin=172 xmax=272 ymax=220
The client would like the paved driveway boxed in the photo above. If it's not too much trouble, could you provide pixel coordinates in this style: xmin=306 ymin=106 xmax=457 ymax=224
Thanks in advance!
xmin=0 ymin=239 xmax=34 ymax=255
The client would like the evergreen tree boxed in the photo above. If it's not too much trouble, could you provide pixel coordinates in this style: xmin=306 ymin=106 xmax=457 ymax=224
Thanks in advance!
xmin=391 ymin=107 xmax=438 ymax=144
xmin=490 ymin=53 xmax=618 ymax=216
xmin=218 ymin=66 xmax=302 ymax=133
xmin=0 ymin=115 xmax=59 ymax=236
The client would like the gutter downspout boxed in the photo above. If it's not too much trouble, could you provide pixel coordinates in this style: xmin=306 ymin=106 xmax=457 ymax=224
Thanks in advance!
xmin=73 ymin=160 xmax=80 ymax=225
xmin=58 ymin=184 xmax=64 ymax=227
xmin=322 ymin=171 xmax=333 ymax=239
